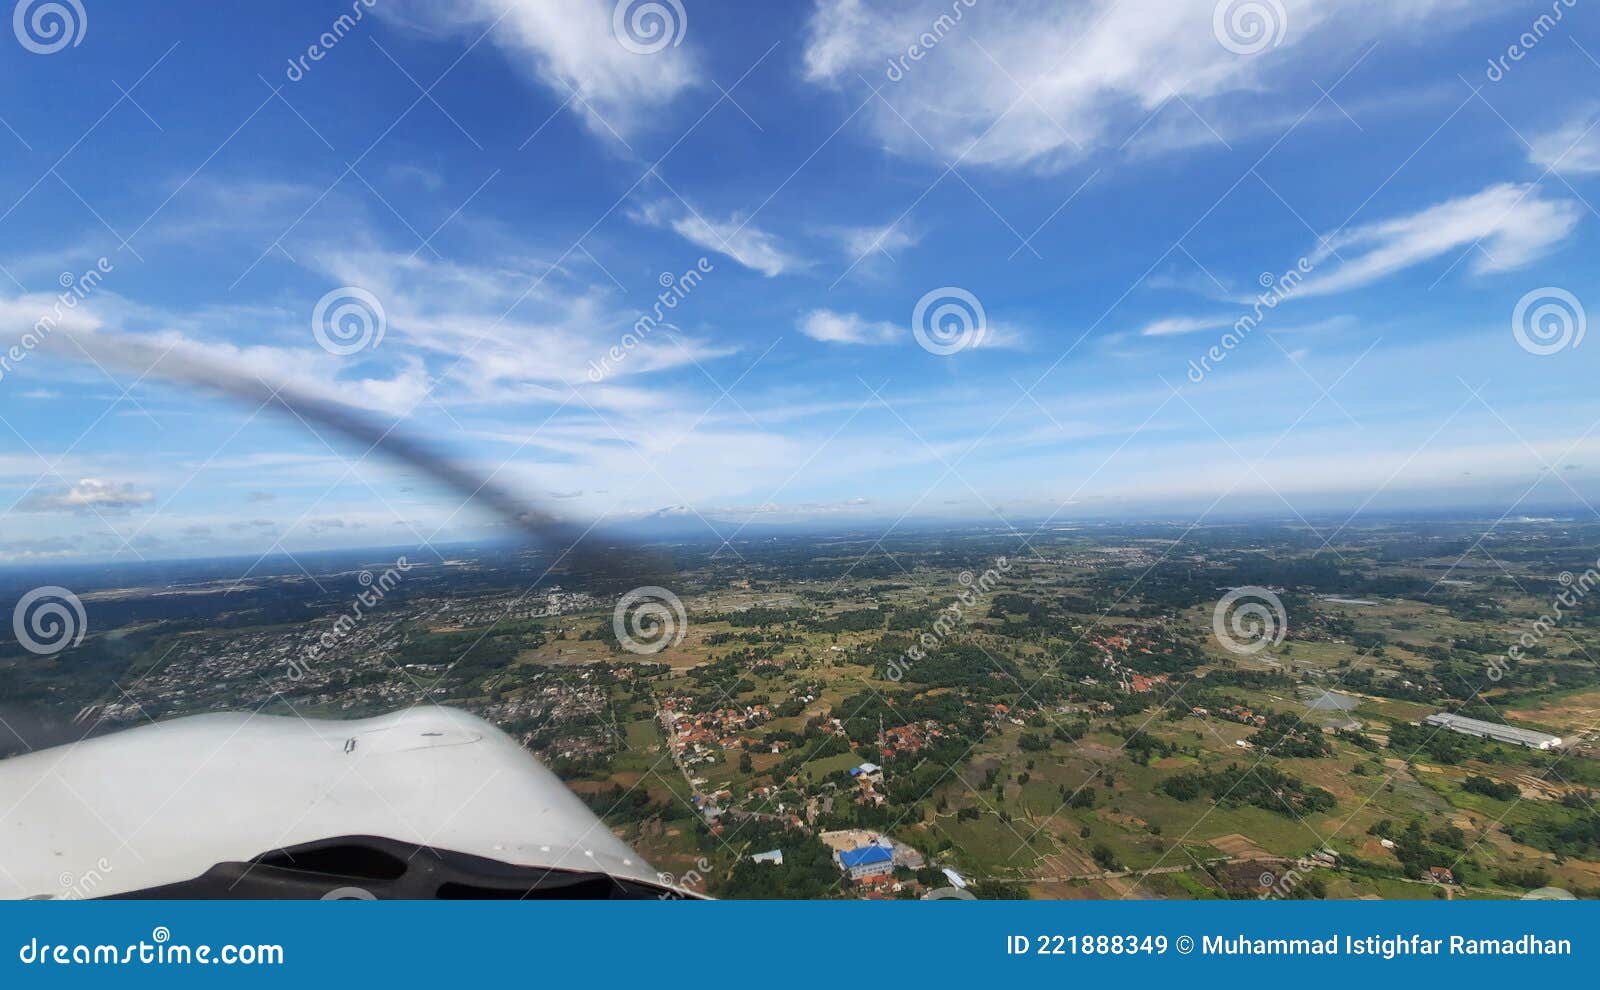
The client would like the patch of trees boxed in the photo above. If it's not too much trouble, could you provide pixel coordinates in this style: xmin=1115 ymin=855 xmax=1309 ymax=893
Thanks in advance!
xmin=1369 ymin=818 xmax=1469 ymax=880
xmin=988 ymin=593 xmax=1051 ymax=624
xmin=771 ymin=732 xmax=851 ymax=781
xmin=1249 ymin=713 xmax=1332 ymax=758
xmin=1161 ymin=764 xmax=1336 ymax=818
xmin=400 ymin=629 xmax=521 ymax=679
xmin=871 ymin=638 xmax=1019 ymax=691
xmin=711 ymin=823 xmax=843 ymax=899
xmin=810 ymin=608 xmax=888 ymax=633
xmin=1506 ymin=813 xmax=1600 ymax=858
xmin=720 ymin=606 xmax=814 ymax=628
xmin=1120 ymin=727 xmax=1176 ymax=766
xmin=1385 ymin=721 xmax=1486 ymax=766
xmin=1200 ymin=668 xmax=1296 ymax=691
xmin=1461 ymin=774 xmax=1519 ymax=801
xmin=1338 ymin=668 xmax=1435 ymax=703
xmin=582 ymin=785 xmax=689 ymax=827
xmin=705 ymin=630 xmax=799 ymax=646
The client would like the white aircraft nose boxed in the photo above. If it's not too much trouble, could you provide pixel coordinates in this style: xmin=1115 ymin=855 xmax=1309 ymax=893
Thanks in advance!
xmin=0 ymin=706 xmax=667 ymax=899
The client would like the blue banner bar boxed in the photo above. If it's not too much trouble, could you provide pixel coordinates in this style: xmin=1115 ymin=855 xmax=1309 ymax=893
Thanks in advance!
xmin=3 ymin=901 xmax=1593 ymax=985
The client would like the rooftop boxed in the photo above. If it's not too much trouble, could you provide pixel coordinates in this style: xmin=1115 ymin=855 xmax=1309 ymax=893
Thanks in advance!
xmin=838 ymin=845 xmax=894 ymax=869
xmin=1422 ymin=712 xmax=1561 ymax=748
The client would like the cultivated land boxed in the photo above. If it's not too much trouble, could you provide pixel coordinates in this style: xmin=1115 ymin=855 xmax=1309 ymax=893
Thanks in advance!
xmin=4 ymin=518 xmax=1599 ymax=899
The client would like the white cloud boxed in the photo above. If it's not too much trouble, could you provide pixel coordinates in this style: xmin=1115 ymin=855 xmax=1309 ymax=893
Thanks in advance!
xmin=376 ymin=0 xmax=697 ymax=138
xmin=304 ymin=244 xmax=737 ymax=400
xmin=1529 ymin=110 xmax=1600 ymax=175
xmin=802 ymin=0 xmax=1490 ymax=169
xmin=20 ymin=478 xmax=154 ymax=512
xmin=971 ymin=321 xmax=1028 ymax=350
xmin=1138 ymin=315 xmax=1233 ymax=337
xmin=799 ymin=308 xmax=900 ymax=344
xmin=1135 ymin=314 xmax=1353 ymax=339
xmin=840 ymin=221 xmax=918 ymax=259
xmin=634 ymin=201 xmax=803 ymax=277
xmin=1301 ymin=183 xmax=1580 ymax=296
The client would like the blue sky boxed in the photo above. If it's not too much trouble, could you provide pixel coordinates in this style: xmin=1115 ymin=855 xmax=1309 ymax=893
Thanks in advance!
xmin=0 ymin=0 xmax=1597 ymax=564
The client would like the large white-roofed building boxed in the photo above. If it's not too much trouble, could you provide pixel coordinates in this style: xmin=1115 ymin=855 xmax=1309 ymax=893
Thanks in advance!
xmin=1422 ymin=712 xmax=1562 ymax=750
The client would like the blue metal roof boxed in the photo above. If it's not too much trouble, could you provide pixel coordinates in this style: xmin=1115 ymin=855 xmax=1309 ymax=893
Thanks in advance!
xmin=839 ymin=845 xmax=893 ymax=868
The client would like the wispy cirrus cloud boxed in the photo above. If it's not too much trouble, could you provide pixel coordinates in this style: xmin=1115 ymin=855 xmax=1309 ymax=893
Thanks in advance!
xmin=1299 ymin=183 xmax=1580 ymax=296
xmin=376 ymin=0 xmax=698 ymax=138
xmin=839 ymin=221 xmax=918 ymax=259
xmin=1138 ymin=315 xmax=1233 ymax=337
xmin=798 ymin=308 xmax=900 ymax=345
xmin=633 ymin=201 xmax=804 ymax=277
xmin=801 ymin=0 xmax=1492 ymax=170
xmin=1529 ymin=109 xmax=1600 ymax=175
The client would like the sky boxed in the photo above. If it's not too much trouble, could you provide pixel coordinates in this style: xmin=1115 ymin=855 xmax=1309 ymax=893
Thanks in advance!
xmin=0 ymin=0 xmax=1598 ymax=565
